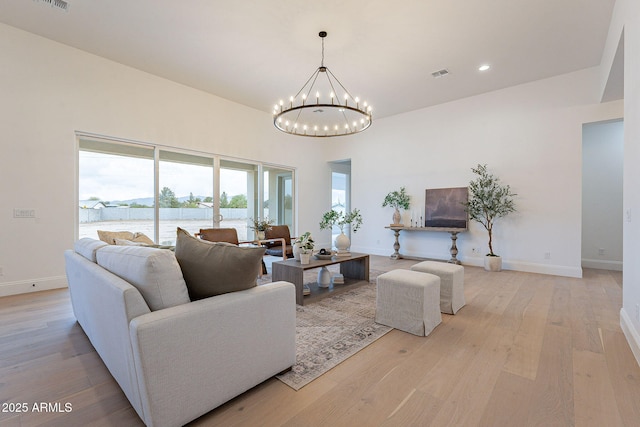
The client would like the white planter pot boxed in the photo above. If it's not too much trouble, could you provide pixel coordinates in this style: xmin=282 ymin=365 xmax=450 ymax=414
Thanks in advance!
xmin=292 ymin=242 xmax=302 ymax=261
xmin=392 ymin=208 xmax=402 ymax=225
xmin=484 ymin=255 xmax=502 ymax=272
xmin=256 ymin=230 xmax=265 ymax=240
xmin=335 ymin=232 xmax=350 ymax=255
xmin=300 ymin=252 xmax=311 ymax=265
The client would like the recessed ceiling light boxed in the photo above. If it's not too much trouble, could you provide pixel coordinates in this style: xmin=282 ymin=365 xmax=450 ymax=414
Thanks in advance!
xmin=478 ymin=64 xmax=491 ymax=71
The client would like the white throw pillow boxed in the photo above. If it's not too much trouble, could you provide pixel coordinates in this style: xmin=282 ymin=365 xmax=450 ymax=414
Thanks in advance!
xmin=96 ymin=245 xmax=190 ymax=311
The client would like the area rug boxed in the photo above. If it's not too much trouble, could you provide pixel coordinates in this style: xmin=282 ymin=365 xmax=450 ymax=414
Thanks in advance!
xmin=261 ymin=268 xmax=390 ymax=390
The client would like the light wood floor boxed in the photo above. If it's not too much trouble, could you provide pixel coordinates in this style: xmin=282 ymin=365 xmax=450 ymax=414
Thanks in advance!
xmin=1 ymin=256 xmax=639 ymax=426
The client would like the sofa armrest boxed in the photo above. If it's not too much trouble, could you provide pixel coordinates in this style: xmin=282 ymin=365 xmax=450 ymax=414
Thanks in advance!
xmin=129 ymin=281 xmax=296 ymax=427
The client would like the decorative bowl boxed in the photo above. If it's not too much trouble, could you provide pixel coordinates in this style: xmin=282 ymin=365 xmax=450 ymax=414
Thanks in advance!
xmin=314 ymin=254 xmax=333 ymax=260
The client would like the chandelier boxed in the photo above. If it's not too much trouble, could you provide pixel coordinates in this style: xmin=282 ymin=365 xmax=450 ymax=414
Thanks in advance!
xmin=273 ymin=31 xmax=372 ymax=137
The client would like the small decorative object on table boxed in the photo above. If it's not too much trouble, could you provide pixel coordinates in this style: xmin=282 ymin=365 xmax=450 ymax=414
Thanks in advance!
xmin=319 ymin=209 xmax=363 ymax=256
xmin=315 ymin=248 xmax=333 ymax=287
xmin=331 ymin=273 xmax=344 ymax=285
xmin=295 ymin=232 xmax=314 ymax=265
xmin=314 ymin=248 xmax=333 ymax=260
xmin=249 ymin=217 xmax=275 ymax=240
xmin=382 ymin=187 xmax=411 ymax=226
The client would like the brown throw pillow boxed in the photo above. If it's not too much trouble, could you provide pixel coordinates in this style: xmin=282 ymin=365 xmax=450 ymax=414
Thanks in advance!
xmin=97 ymin=230 xmax=134 ymax=244
xmin=174 ymin=227 xmax=265 ymax=300
xmin=131 ymin=232 xmax=155 ymax=245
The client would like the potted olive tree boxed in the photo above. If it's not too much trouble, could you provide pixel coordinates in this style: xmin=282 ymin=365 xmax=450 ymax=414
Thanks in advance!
xmin=382 ymin=187 xmax=411 ymax=226
xmin=463 ymin=164 xmax=516 ymax=271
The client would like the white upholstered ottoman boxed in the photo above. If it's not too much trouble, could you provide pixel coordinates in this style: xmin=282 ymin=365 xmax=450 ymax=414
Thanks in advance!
xmin=375 ymin=269 xmax=442 ymax=336
xmin=410 ymin=261 xmax=465 ymax=314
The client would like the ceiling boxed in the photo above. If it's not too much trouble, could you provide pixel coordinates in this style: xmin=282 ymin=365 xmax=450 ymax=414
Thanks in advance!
xmin=0 ymin=0 xmax=617 ymax=120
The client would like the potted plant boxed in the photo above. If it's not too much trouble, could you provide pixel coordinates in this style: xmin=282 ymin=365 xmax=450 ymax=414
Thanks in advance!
xmin=463 ymin=164 xmax=516 ymax=271
xmin=295 ymin=231 xmax=315 ymax=264
xmin=319 ymin=209 xmax=363 ymax=255
xmin=249 ymin=217 xmax=274 ymax=240
xmin=382 ymin=187 xmax=411 ymax=226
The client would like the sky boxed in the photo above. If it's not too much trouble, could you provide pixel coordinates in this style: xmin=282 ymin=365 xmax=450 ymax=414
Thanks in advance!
xmin=79 ymin=151 xmax=248 ymax=201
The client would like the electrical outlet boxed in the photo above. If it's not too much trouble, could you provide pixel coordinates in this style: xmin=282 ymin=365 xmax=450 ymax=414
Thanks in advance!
xmin=598 ymin=248 xmax=605 ymax=256
xmin=544 ymin=252 xmax=551 ymax=260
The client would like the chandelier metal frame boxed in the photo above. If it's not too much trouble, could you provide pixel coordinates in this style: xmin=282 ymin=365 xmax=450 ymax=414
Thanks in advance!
xmin=273 ymin=31 xmax=372 ymax=137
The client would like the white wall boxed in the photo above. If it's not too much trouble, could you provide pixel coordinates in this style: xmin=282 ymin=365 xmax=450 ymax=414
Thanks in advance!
xmin=609 ymin=0 xmax=640 ymax=366
xmin=326 ymin=68 xmax=623 ymax=277
xmin=582 ymin=120 xmax=624 ymax=270
xmin=0 ymin=5 xmax=636 ymax=305
xmin=0 ymin=23 xmax=330 ymax=296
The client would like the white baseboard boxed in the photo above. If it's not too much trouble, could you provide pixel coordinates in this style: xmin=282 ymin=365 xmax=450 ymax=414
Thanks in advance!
xmin=0 ymin=276 xmax=68 ymax=297
xmin=620 ymin=308 xmax=640 ymax=368
xmin=503 ymin=260 xmax=583 ymax=278
xmin=353 ymin=245 xmax=583 ymax=278
xmin=582 ymin=258 xmax=623 ymax=271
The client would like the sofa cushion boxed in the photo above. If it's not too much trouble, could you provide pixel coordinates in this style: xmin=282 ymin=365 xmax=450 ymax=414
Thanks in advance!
xmin=174 ymin=227 xmax=266 ymax=300
xmin=96 ymin=245 xmax=190 ymax=311
xmin=114 ymin=238 xmax=147 ymax=246
xmin=74 ymin=238 xmax=109 ymax=262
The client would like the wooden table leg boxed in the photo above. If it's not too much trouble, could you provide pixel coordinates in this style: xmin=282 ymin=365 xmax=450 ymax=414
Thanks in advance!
xmin=272 ymin=262 xmax=305 ymax=305
xmin=390 ymin=229 xmax=402 ymax=260
xmin=448 ymin=231 xmax=461 ymax=264
xmin=340 ymin=255 xmax=370 ymax=281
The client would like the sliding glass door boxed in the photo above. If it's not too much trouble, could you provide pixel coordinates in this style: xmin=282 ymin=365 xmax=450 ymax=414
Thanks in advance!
xmin=219 ymin=159 xmax=258 ymax=241
xmin=78 ymin=136 xmax=295 ymax=244
xmin=78 ymin=140 xmax=154 ymax=240
xmin=158 ymin=150 xmax=214 ymax=245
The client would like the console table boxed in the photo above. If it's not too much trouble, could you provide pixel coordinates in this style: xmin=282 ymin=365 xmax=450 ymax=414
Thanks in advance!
xmin=385 ymin=226 xmax=466 ymax=264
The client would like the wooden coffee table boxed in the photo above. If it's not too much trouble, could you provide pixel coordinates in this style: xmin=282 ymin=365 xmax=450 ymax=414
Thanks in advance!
xmin=272 ymin=252 xmax=370 ymax=305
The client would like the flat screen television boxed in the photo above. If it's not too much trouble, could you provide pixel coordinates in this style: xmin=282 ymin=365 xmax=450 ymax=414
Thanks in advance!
xmin=424 ymin=187 xmax=468 ymax=229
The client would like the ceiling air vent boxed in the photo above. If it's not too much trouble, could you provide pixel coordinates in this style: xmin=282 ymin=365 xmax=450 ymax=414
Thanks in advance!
xmin=431 ymin=69 xmax=450 ymax=78
xmin=34 ymin=0 xmax=69 ymax=12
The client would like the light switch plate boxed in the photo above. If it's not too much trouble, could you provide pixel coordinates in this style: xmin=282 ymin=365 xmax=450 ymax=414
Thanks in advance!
xmin=13 ymin=209 xmax=36 ymax=218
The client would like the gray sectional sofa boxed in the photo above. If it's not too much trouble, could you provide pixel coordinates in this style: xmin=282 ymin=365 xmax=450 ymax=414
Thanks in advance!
xmin=64 ymin=238 xmax=296 ymax=427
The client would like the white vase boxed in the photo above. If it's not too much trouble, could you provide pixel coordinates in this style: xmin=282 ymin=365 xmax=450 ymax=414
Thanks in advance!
xmin=335 ymin=232 xmax=350 ymax=255
xmin=256 ymin=230 xmax=265 ymax=240
xmin=392 ymin=208 xmax=401 ymax=225
xmin=300 ymin=252 xmax=311 ymax=265
xmin=292 ymin=242 xmax=302 ymax=261
xmin=317 ymin=266 xmax=331 ymax=288
xmin=484 ymin=255 xmax=502 ymax=272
